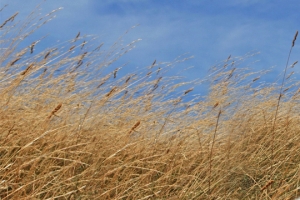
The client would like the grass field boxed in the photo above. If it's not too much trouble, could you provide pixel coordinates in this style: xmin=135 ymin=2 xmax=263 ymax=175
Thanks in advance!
xmin=1 ymin=5 xmax=300 ymax=200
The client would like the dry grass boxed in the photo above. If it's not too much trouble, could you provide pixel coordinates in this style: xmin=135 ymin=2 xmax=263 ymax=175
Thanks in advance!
xmin=1 ymin=4 xmax=300 ymax=200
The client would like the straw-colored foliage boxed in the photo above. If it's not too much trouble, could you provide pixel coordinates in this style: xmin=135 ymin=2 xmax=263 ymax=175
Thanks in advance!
xmin=1 ymin=4 xmax=300 ymax=200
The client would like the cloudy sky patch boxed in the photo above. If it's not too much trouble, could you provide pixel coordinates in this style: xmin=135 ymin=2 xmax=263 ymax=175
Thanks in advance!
xmin=1 ymin=0 xmax=299 ymax=95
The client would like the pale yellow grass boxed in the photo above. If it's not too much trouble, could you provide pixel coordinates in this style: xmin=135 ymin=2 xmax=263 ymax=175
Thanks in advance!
xmin=1 ymin=4 xmax=300 ymax=200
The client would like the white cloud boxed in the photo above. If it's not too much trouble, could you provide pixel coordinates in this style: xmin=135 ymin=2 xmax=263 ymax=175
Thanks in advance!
xmin=1 ymin=0 xmax=300 ymax=89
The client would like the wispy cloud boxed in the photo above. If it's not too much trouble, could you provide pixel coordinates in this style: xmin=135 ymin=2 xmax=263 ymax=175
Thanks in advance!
xmin=1 ymin=0 xmax=299 ymax=95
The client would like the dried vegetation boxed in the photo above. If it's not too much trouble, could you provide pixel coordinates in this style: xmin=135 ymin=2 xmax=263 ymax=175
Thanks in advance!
xmin=1 ymin=4 xmax=300 ymax=200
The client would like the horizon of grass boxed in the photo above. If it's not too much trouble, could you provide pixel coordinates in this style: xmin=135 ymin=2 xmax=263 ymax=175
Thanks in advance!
xmin=1 ymin=4 xmax=300 ymax=200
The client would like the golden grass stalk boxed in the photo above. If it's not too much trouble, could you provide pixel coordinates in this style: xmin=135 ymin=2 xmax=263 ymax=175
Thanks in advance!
xmin=48 ymin=103 xmax=62 ymax=119
xmin=0 ymin=12 xmax=18 ymax=28
xmin=208 ymin=109 xmax=221 ymax=195
xmin=271 ymin=30 xmax=298 ymax=172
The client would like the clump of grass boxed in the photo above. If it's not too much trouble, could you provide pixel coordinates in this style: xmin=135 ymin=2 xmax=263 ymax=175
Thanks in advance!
xmin=1 ymin=4 xmax=300 ymax=200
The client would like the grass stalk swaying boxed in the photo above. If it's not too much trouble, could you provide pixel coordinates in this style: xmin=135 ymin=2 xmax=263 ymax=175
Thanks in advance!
xmin=1 ymin=4 xmax=300 ymax=200
xmin=271 ymin=30 xmax=298 ymax=174
xmin=208 ymin=109 xmax=221 ymax=196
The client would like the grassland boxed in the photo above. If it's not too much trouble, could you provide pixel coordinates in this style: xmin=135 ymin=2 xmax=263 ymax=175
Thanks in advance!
xmin=1 ymin=5 xmax=300 ymax=200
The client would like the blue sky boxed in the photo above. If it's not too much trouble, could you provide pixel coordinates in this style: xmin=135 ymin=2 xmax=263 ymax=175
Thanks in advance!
xmin=1 ymin=0 xmax=300 ymax=96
